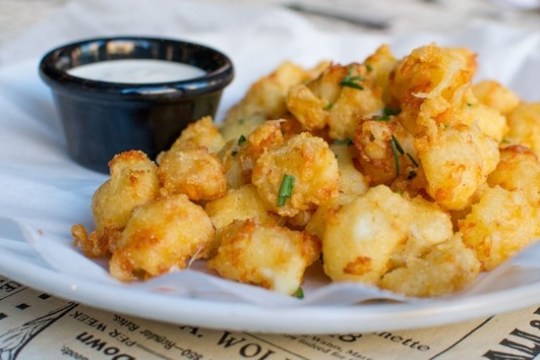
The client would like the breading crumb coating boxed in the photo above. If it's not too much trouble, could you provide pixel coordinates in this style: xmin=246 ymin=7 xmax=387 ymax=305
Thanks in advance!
xmin=207 ymin=219 xmax=321 ymax=295
xmin=110 ymin=194 xmax=214 ymax=281
xmin=165 ymin=115 xmax=225 ymax=154
xmin=221 ymin=61 xmax=328 ymax=142
xmin=73 ymin=150 xmax=159 ymax=257
xmin=252 ymin=132 xmax=339 ymax=216
xmin=459 ymin=186 xmax=539 ymax=271
xmin=380 ymin=235 xmax=480 ymax=297
xmin=158 ymin=148 xmax=227 ymax=201
xmin=322 ymin=186 xmax=413 ymax=285
xmin=74 ymin=42 xmax=540 ymax=299
xmin=505 ymin=102 xmax=540 ymax=158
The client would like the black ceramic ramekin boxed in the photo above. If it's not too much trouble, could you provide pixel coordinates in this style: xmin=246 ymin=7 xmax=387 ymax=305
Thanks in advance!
xmin=39 ymin=36 xmax=234 ymax=173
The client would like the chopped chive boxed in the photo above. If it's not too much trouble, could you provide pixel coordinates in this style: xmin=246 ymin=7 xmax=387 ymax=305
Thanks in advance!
xmin=340 ymin=67 xmax=364 ymax=90
xmin=391 ymin=135 xmax=419 ymax=178
xmin=375 ymin=107 xmax=401 ymax=121
xmin=391 ymin=136 xmax=399 ymax=177
xmin=334 ymin=138 xmax=353 ymax=146
xmin=293 ymin=287 xmax=304 ymax=299
xmin=406 ymin=152 xmax=419 ymax=167
xmin=391 ymin=135 xmax=404 ymax=155
xmin=384 ymin=107 xmax=401 ymax=116
xmin=238 ymin=134 xmax=247 ymax=145
xmin=323 ymin=102 xmax=334 ymax=111
xmin=340 ymin=79 xmax=364 ymax=90
xmin=277 ymin=174 xmax=295 ymax=207
xmin=390 ymin=137 xmax=401 ymax=177
xmin=366 ymin=64 xmax=373 ymax=73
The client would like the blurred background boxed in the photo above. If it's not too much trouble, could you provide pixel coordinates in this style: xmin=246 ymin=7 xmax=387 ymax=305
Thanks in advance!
xmin=0 ymin=0 xmax=539 ymax=47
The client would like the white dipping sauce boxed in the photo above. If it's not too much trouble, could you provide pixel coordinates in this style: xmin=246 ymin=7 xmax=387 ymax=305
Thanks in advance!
xmin=67 ymin=59 xmax=206 ymax=83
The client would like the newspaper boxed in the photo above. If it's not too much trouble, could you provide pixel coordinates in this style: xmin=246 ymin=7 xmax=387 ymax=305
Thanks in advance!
xmin=0 ymin=274 xmax=538 ymax=360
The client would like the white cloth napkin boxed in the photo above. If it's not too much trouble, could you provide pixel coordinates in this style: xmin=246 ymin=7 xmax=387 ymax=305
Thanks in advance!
xmin=1 ymin=0 xmax=540 ymax=306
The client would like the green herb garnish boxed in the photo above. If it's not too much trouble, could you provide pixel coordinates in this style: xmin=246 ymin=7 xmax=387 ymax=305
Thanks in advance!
xmin=391 ymin=135 xmax=419 ymax=178
xmin=375 ymin=115 xmax=391 ymax=122
xmin=391 ymin=136 xmax=402 ymax=177
xmin=340 ymin=67 xmax=364 ymax=90
xmin=391 ymin=135 xmax=404 ymax=155
xmin=375 ymin=107 xmax=401 ymax=121
xmin=238 ymin=134 xmax=247 ymax=145
xmin=277 ymin=174 xmax=295 ymax=207
xmin=384 ymin=106 xmax=401 ymax=116
xmin=366 ymin=64 xmax=373 ymax=73
xmin=293 ymin=287 xmax=304 ymax=299
xmin=334 ymin=138 xmax=353 ymax=146
xmin=323 ymin=102 xmax=334 ymax=111
xmin=406 ymin=152 xmax=419 ymax=168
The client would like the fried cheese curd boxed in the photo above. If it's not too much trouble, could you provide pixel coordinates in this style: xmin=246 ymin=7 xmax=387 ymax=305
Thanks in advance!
xmin=157 ymin=116 xmax=227 ymax=201
xmin=220 ymin=61 xmax=329 ymax=142
xmin=321 ymin=185 xmax=480 ymax=296
xmin=110 ymin=194 xmax=214 ymax=280
xmin=505 ymin=102 xmax=540 ymax=157
xmin=286 ymin=49 xmax=388 ymax=140
xmin=219 ymin=120 xmax=284 ymax=189
xmin=459 ymin=146 xmax=540 ymax=270
xmin=72 ymin=150 xmax=160 ymax=257
xmin=208 ymin=219 xmax=321 ymax=295
xmin=252 ymin=132 xmax=340 ymax=217
xmin=75 ymin=42 xmax=540 ymax=298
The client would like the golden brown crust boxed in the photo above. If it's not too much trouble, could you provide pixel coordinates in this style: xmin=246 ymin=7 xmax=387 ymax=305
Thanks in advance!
xmin=110 ymin=194 xmax=215 ymax=281
xmin=73 ymin=43 xmax=540 ymax=298
xmin=207 ymin=219 xmax=320 ymax=295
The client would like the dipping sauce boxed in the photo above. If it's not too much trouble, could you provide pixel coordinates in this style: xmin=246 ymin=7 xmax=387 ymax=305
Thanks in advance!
xmin=67 ymin=59 xmax=206 ymax=84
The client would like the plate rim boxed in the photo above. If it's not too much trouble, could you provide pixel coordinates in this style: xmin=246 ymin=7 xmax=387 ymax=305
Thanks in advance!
xmin=1 ymin=243 xmax=540 ymax=334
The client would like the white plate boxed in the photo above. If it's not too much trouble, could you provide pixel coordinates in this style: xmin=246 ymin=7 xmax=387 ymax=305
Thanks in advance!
xmin=2 ymin=22 xmax=540 ymax=334
xmin=3 ymin=235 xmax=540 ymax=334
